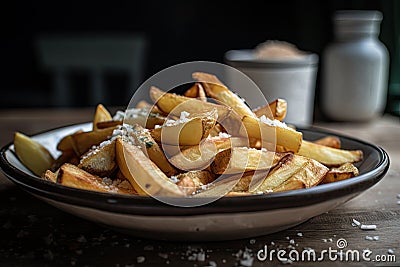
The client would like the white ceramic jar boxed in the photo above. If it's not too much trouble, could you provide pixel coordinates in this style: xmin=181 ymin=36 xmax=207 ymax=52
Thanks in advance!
xmin=322 ymin=10 xmax=389 ymax=121
xmin=225 ymin=50 xmax=319 ymax=126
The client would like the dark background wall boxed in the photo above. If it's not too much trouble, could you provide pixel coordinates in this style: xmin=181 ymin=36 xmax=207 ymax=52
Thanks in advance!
xmin=1 ymin=0 xmax=397 ymax=111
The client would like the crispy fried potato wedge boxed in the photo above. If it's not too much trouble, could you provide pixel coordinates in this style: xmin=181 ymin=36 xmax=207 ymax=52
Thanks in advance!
xmin=169 ymin=136 xmax=259 ymax=171
xmin=71 ymin=127 xmax=116 ymax=155
xmin=272 ymin=177 xmax=306 ymax=192
xmin=57 ymin=163 xmax=135 ymax=194
xmin=115 ymin=137 xmax=185 ymax=197
xmin=130 ymin=124 xmax=178 ymax=176
xmin=14 ymin=132 xmax=55 ymax=176
xmin=150 ymin=117 xmax=203 ymax=146
xmin=231 ymin=171 xmax=269 ymax=192
xmin=208 ymin=123 xmax=224 ymax=137
xmin=193 ymin=72 xmax=256 ymax=119
xmin=96 ymin=120 xmax=123 ymax=129
xmin=43 ymin=169 xmax=58 ymax=183
xmin=57 ymin=127 xmax=115 ymax=155
xmin=136 ymin=100 xmax=163 ymax=114
xmin=50 ymin=150 xmax=80 ymax=172
xmin=136 ymin=100 xmax=152 ymax=109
xmin=313 ymin=136 xmax=341 ymax=149
xmin=184 ymin=83 xmax=199 ymax=98
xmin=321 ymin=163 xmax=359 ymax=184
xmin=297 ymin=141 xmax=363 ymax=167
xmin=78 ymin=139 xmax=117 ymax=177
xmin=252 ymin=99 xmax=287 ymax=121
xmin=169 ymin=137 xmax=231 ymax=170
xmin=150 ymin=86 xmax=231 ymax=121
xmin=211 ymin=147 xmax=288 ymax=174
xmin=57 ymin=129 xmax=83 ymax=152
xmin=193 ymin=176 xmax=239 ymax=198
xmin=253 ymin=154 xmax=329 ymax=193
xmin=241 ymin=116 xmax=303 ymax=153
xmin=97 ymin=111 xmax=167 ymax=130
xmin=93 ymin=104 xmax=112 ymax=131
xmin=176 ymin=175 xmax=196 ymax=195
xmin=184 ymin=83 xmax=207 ymax=102
xmin=194 ymin=171 xmax=268 ymax=197
xmin=176 ymin=170 xmax=215 ymax=187
xmin=197 ymin=83 xmax=207 ymax=102
xmin=124 ymin=108 xmax=167 ymax=129
xmin=151 ymin=110 xmax=217 ymax=146
xmin=175 ymin=170 xmax=215 ymax=195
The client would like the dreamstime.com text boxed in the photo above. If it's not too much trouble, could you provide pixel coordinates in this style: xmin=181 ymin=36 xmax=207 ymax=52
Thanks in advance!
xmin=257 ymin=238 xmax=396 ymax=263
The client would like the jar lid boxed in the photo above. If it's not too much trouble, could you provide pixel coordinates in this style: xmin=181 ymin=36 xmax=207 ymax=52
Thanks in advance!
xmin=224 ymin=49 xmax=319 ymax=69
xmin=334 ymin=10 xmax=383 ymax=34
xmin=334 ymin=10 xmax=382 ymax=21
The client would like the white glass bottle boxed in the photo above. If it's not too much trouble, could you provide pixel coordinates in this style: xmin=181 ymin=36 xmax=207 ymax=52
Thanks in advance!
xmin=322 ymin=10 xmax=389 ymax=121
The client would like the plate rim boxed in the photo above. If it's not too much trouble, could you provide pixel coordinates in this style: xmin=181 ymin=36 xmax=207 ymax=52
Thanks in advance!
xmin=0 ymin=123 xmax=390 ymax=216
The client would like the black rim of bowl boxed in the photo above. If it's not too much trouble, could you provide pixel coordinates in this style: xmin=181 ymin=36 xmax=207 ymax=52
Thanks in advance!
xmin=0 ymin=124 xmax=390 ymax=216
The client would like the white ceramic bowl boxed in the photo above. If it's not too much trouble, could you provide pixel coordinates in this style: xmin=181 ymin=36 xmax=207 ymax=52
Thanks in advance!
xmin=0 ymin=123 xmax=389 ymax=241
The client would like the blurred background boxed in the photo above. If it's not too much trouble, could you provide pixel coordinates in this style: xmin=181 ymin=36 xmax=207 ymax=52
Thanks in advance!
xmin=1 ymin=0 xmax=399 ymax=118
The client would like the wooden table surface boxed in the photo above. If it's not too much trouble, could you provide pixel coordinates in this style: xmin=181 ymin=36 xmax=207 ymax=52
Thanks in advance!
xmin=0 ymin=108 xmax=399 ymax=267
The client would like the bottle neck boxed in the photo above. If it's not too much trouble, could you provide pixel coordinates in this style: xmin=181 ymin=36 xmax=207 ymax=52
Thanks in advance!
xmin=334 ymin=17 xmax=381 ymax=41
xmin=335 ymin=31 xmax=379 ymax=41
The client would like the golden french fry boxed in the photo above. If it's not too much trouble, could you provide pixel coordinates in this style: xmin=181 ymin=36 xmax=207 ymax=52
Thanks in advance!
xmin=184 ymin=83 xmax=199 ymax=98
xmin=50 ymin=150 xmax=79 ymax=172
xmin=231 ymin=171 xmax=269 ymax=192
xmin=313 ymin=136 xmax=341 ymax=149
xmin=183 ymin=83 xmax=207 ymax=101
xmin=241 ymin=116 xmax=303 ymax=153
xmin=297 ymin=141 xmax=362 ymax=167
xmin=150 ymin=86 xmax=231 ymax=121
xmin=252 ymin=99 xmax=287 ymax=121
xmin=136 ymin=100 xmax=152 ymax=109
xmin=176 ymin=175 xmax=196 ymax=195
xmin=272 ymin=177 xmax=305 ymax=192
xmin=71 ymin=127 xmax=116 ymax=155
xmin=169 ymin=136 xmax=230 ymax=170
xmin=123 ymin=108 xmax=167 ymax=129
xmin=175 ymin=170 xmax=215 ymax=195
xmin=78 ymin=139 xmax=117 ymax=177
xmin=197 ymin=83 xmax=207 ymax=102
xmin=14 ymin=132 xmax=55 ymax=176
xmin=151 ymin=109 xmax=217 ymax=146
xmin=192 ymin=72 xmax=256 ymax=119
xmin=130 ymin=124 xmax=178 ymax=176
xmin=57 ymin=129 xmax=83 ymax=152
xmin=151 ymin=117 xmax=203 ymax=146
xmin=93 ymin=104 xmax=112 ymax=131
xmin=96 ymin=120 xmax=123 ymax=129
xmin=176 ymin=170 xmax=215 ymax=187
xmin=115 ymin=137 xmax=185 ymax=197
xmin=136 ymin=100 xmax=163 ymax=114
xmin=211 ymin=147 xmax=288 ymax=174
xmin=253 ymin=154 xmax=329 ymax=193
xmin=321 ymin=163 xmax=359 ymax=184
xmin=43 ymin=169 xmax=58 ymax=183
xmin=57 ymin=163 xmax=135 ymax=194
xmin=193 ymin=175 xmax=239 ymax=198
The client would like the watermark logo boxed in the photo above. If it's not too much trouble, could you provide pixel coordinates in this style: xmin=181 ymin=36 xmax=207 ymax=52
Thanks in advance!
xmin=257 ymin=238 xmax=396 ymax=263
xmin=336 ymin=238 xmax=347 ymax=249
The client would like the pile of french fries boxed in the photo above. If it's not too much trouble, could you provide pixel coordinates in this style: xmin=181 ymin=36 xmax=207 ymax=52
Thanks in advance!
xmin=13 ymin=72 xmax=363 ymax=197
